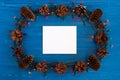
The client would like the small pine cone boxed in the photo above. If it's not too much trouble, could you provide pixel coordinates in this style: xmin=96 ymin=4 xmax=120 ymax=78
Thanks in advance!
xmin=75 ymin=62 xmax=87 ymax=72
xmin=75 ymin=5 xmax=87 ymax=16
xmin=55 ymin=63 xmax=67 ymax=74
xmin=39 ymin=5 xmax=50 ymax=15
xmin=10 ymin=30 xmax=23 ymax=42
xmin=19 ymin=55 xmax=34 ymax=69
xmin=89 ymin=9 xmax=103 ymax=23
xmin=36 ymin=62 xmax=47 ymax=73
xmin=94 ymin=33 xmax=108 ymax=45
xmin=20 ymin=6 xmax=35 ymax=21
xmin=14 ymin=46 xmax=23 ymax=58
xmin=88 ymin=54 xmax=100 ymax=71
xmin=18 ymin=20 xmax=26 ymax=27
xmin=97 ymin=22 xmax=105 ymax=30
xmin=97 ymin=48 xmax=108 ymax=58
xmin=56 ymin=5 xmax=68 ymax=17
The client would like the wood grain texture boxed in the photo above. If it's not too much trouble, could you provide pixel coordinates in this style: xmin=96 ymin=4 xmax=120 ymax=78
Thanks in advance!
xmin=0 ymin=0 xmax=120 ymax=80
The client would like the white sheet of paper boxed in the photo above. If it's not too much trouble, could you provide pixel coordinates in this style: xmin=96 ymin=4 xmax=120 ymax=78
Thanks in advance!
xmin=43 ymin=26 xmax=77 ymax=54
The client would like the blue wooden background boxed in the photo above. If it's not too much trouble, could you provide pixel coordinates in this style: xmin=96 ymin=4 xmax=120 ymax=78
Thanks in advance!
xmin=0 ymin=0 xmax=120 ymax=80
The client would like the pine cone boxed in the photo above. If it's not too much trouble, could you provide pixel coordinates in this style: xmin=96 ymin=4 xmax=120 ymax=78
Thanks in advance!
xmin=94 ymin=33 xmax=108 ymax=45
xmin=56 ymin=5 xmax=68 ymax=17
xmin=20 ymin=6 xmax=35 ymax=21
xmin=97 ymin=48 xmax=108 ymax=58
xmin=14 ymin=46 xmax=23 ymax=58
xmin=75 ymin=62 xmax=87 ymax=72
xmin=88 ymin=54 xmax=100 ymax=71
xmin=10 ymin=30 xmax=23 ymax=42
xmin=89 ymin=9 xmax=103 ymax=23
xmin=97 ymin=22 xmax=105 ymax=30
xmin=55 ymin=63 xmax=67 ymax=74
xmin=39 ymin=5 xmax=50 ymax=15
xmin=75 ymin=5 xmax=86 ymax=16
xmin=19 ymin=55 xmax=34 ymax=69
xmin=36 ymin=62 xmax=47 ymax=73
xmin=18 ymin=20 xmax=26 ymax=27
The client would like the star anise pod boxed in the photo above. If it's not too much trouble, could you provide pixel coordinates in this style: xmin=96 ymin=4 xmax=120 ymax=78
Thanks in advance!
xmin=56 ymin=5 xmax=68 ymax=17
xmin=14 ymin=46 xmax=23 ymax=58
xmin=89 ymin=9 xmax=103 ymax=23
xmin=88 ymin=54 xmax=100 ymax=71
xmin=55 ymin=63 xmax=67 ymax=74
xmin=97 ymin=22 xmax=105 ymax=30
xmin=20 ymin=6 xmax=35 ymax=21
xmin=75 ymin=5 xmax=87 ymax=16
xmin=39 ymin=5 xmax=50 ymax=16
xmin=10 ymin=30 xmax=23 ymax=42
xmin=75 ymin=62 xmax=87 ymax=72
xmin=19 ymin=55 xmax=34 ymax=69
xmin=36 ymin=62 xmax=47 ymax=73
xmin=18 ymin=20 xmax=26 ymax=27
xmin=94 ymin=32 xmax=108 ymax=45
xmin=97 ymin=48 xmax=108 ymax=58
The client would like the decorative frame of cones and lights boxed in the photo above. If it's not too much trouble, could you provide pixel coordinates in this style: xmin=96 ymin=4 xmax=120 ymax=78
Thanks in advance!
xmin=9 ymin=2 xmax=110 ymax=75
